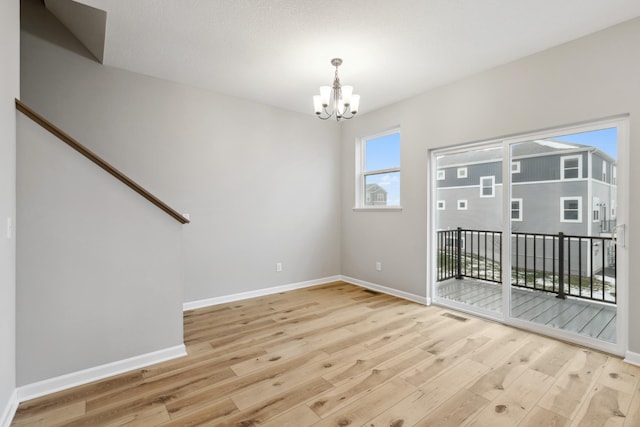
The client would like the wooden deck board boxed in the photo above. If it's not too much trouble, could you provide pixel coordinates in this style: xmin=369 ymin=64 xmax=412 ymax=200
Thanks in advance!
xmin=437 ymin=278 xmax=616 ymax=343
xmin=11 ymin=281 xmax=636 ymax=426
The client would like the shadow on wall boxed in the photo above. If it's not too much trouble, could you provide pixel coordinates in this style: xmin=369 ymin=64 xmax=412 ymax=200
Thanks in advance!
xmin=21 ymin=0 xmax=102 ymax=63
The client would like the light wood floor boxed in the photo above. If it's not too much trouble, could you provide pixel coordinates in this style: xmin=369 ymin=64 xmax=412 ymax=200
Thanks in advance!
xmin=12 ymin=281 xmax=640 ymax=426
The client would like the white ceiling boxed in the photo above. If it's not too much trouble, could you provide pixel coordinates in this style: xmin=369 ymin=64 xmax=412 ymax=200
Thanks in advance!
xmin=60 ymin=0 xmax=640 ymax=116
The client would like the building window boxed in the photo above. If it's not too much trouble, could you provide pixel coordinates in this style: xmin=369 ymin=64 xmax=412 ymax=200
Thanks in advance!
xmin=612 ymin=200 xmax=616 ymax=218
xmin=593 ymin=197 xmax=600 ymax=222
xmin=511 ymin=161 xmax=521 ymax=174
xmin=357 ymin=128 xmax=400 ymax=207
xmin=561 ymin=155 xmax=582 ymax=180
xmin=479 ymin=176 xmax=495 ymax=198
xmin=602 ymin=160 xmax=607 ymax=182
xmin=437 ymin=200 xmax=445 ymax=210
xmin=613 ymin=166 xmax=617 ymax=185
xmin=457 ymin=167 xmax=468 ymax=179
xmin=457 ymin=200 xmax=468 ymax=210
xmin=511 ymin=198 xmax=523 ymax=221
xmin=436 ymin=170 xmax=445 ymax=180
xmin=561 ymin=197 xmax=582 ymax=223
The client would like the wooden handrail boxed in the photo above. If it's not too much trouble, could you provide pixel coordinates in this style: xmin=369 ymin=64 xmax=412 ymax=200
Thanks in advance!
xmin=15 ymin=99 xmax=190 ymax=224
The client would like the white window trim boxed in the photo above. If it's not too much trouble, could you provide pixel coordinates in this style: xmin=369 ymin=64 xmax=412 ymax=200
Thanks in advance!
xmin=511 ymin=198 xmax=523 ymax=221
xmin=457 ymin=200 xmax=468 ymax=210
xmin=355 ymin=127 xmax=401 ymax=209
xmin=602 ymin=159 xmax=607 ymax=182
xmin=593 ymin=197 xmax=600 ymax=223
xmin=613 ymin=166 xmax=617 ymax=185
xmin=511 ymin=161 xmax=521 ymax=174
xmin=560 ymin=196 xmax=582 ymax=223
xmin=436 ymin=170 xmax=445 ymax=180
xmin=561 ymin=154 xmax=582 ymax=180
xmin=457 ymin=167 xmax=468 ymax=179
xmin=479 ymin=176 xmax=495 ymax=198
xmin=437 ymin=200 xmax=446 ymax=210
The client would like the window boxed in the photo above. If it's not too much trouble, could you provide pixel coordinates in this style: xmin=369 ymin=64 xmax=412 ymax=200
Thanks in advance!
xmin=437 ymin=200 xmax=445 ymax=210
xmin=602 ymin=160 xmax=607 ymax=182
xmin=613 ymin=166 xmax=617 ymax=185
xmin=612 ymin=200 xmax=616 ymax=218
xmin=593 ymin=197 xmax=600 ymax=222
xmin=436 ymin=170 xmax=445 ymax=180
xmin=511 ymin=161 xmax=521 ymax=174
xmin=357 ymin=128 xmax=400 ymax=208
xmin=561 ymin=197 xmax=582 ymax=223
xmin=457 ymin=200 xmax=468 ymax=210
xmin=511 ymin=198 xmax=523 ymax=221
xmin=561 ymin=155 xmax=582 ymax=180
xmin=479 ymin=176 xmax=495 ymax=198
xmin=457 ymin=167 xmax=468 ymax=179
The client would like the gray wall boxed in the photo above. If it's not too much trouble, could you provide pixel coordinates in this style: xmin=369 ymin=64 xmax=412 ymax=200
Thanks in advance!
xmin=16 ymin=113 xmax=185 ymax=386
xmin=20 ymin=0 xmax=341 ymax=306
xmin=341 ymin=18 xmax=639 ymax=351
xmin=0 ymin=0 xmax=19 ymax=420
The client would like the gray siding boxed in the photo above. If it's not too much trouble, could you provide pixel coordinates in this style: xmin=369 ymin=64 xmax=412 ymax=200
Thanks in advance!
xmin=437 ymin=161 xmax=502 ymax=188
xmin=512 ymin=152 xmax=588 ymax=183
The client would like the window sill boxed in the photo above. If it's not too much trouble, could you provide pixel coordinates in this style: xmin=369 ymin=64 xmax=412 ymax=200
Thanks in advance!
xmin=352 ymin=206 xmax=403 ymax=212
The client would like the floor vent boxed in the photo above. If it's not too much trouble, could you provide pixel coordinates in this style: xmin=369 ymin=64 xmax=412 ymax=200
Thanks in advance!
xmin=441 ymin=312 xmax=469 ymax=322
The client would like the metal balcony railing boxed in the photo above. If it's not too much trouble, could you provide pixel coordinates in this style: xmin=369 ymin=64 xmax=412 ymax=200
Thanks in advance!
xmin=437 ymin=228 xmax=616 ymax=304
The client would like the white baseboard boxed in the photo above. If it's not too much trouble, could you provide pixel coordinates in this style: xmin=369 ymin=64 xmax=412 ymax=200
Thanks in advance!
xmin=0 ymin=389 xmax=18 ymax=427
xmin=17 ymin=344 xmax=186 ymax=403
xmin=340 ymin=276 xmax=428 ymax=305
xmin=183 ymin=275 xmax=342 ymax=311
xmin=624 ymin=350 xmax=640 ymax=366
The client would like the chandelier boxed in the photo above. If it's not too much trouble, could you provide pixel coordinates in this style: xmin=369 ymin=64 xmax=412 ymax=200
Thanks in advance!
xmin=313 ymin=58 xmax=360 ymax=121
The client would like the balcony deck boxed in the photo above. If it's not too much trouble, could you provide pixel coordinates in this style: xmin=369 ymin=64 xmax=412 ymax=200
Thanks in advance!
xmin=436 ymin=278 xmax=616 ymax=343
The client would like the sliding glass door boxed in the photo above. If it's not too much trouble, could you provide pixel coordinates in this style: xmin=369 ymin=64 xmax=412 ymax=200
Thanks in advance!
xmin=430 ymin=119 xmax=627 ymax=354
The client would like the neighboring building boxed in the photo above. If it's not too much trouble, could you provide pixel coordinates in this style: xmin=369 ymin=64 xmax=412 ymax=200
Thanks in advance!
xmin=435 ymin=140 xmax=617 ymax=275
xmin=365 ymin=183 xmax=388 ymax=206
xmin=435 ymin=140 xmax=617 ymax=237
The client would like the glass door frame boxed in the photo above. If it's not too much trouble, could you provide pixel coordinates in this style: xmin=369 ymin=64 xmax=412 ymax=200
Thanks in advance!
xmin=428 ymin=116 xmax=629 ymax=356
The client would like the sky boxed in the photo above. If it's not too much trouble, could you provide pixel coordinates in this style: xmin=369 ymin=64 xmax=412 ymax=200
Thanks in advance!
xmin=365 ymin=132 xmax=401 ymax=206
xmin=554 ymin=127 xmax=617 ymax=159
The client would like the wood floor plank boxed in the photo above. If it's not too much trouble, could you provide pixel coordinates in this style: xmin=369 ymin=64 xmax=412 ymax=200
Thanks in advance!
xmin=11 ymin=281 xmax=640 ymax=427
xmin=413 ymin=389 xmax=489 ymax=427
xmin=537 ymin=349 xmax=608 ymax=419
xmin=369 ymin=359 xmax=490 ymax=426
xmin=464 ymin=368 xmax=555 ymax=427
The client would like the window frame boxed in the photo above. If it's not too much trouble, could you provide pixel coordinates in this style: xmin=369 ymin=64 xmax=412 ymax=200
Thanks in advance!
xmin=511 ymin=198 xmax=523 ymax=221
xmin=457 ymin=200 xmax=468 ymax=210
xmin=479 ymin=176 xmax=495 ymax=198
xmin=457 ymin=167 xmax=468 ymax=179
xmin=560 ymin=196 xmax=582 ymax=223
xmin=602 ymin=159 xmax=607 ymax=182
xmin=511 ymin=161 xmax=521 ymax=174
xmin=437 ymin=200 xmax=446 ymax=210
xmin=593 ymin=197 xmax=600 ymax=222
xmin=436 ymin=170 xmax=445 ymax=180
xmin=561 ymin=154 xmax=582 ymax=180
xmin=355 ymin=127 xmax=401 ymax=210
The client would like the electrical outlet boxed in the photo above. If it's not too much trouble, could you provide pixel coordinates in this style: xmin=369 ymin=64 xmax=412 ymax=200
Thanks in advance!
xmin=376 ymin=261 xmax=382 ymax=271
xmin=276 ymin=262 xmax=282 ymax=272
